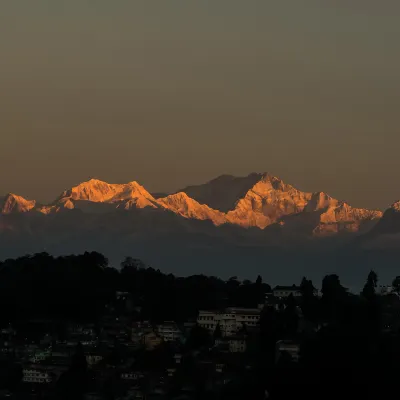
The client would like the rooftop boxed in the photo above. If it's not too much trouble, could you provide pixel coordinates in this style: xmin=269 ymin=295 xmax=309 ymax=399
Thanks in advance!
xmin=273 ymin=285 xmax=301 ymax=291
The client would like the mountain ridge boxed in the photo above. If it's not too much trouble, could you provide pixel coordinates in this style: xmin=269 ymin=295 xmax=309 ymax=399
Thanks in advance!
xmin=1 ymin=173 xmax=399 ymax=287
xmin=0 ymin=172 xmax=384 ymax=237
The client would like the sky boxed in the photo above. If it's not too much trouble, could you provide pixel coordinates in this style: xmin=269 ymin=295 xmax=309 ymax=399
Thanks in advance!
xmin=0 ymin=1 xmax=399 ymax=209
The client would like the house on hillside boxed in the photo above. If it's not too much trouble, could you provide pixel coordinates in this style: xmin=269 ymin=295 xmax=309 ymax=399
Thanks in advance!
xmin=272 ymin=285 xmax=302 ymax=298
xmin=197 ymin=307 xmax=260 ymax=337
xmin=156 ymin=322 xmax=184 ymax=343
xmin=131 ymin=321 xmax=153 ymax=344
xmin=141 ymin=331 xmax=163 ymax=350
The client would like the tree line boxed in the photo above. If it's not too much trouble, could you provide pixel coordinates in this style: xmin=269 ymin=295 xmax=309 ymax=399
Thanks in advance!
xmin=0 ymin=253 xmax=269 ymax=326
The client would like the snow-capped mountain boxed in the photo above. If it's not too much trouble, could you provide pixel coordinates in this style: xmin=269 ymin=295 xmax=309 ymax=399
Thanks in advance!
xmin=181 ymin=173 xmax=382 ymax=234
xmin=157 ymin=192 xmax=227 ymax=225
xmin=56 ymin=179 xmax=158 ymax=208
xmin=2 ymin=172 xmax=399 ymax=283
xmin=0 ymin=173 xmax=383 ymax=237
xmin=0 ymin=193 xmax=36 ymax=214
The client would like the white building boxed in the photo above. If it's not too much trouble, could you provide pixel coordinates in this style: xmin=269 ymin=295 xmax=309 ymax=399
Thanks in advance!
xmin=197 ymin=307 xmax=260 ymax=337
xmin=272 ymin=285 xmax=302 ymax=298
xmin=23 ymin=364 xmax=67 ymax=384
xmin=120 ymin=371 xmax=143 ymax=381
xmin=156 ymin=322 xmax=183 ymax=342
xmin=228 ymin=336 xmax=247 ymax=353
xmin=378 ymin=285 xmax=395 ymax=295
xmin=23 ymin=366 xmax=52 ymax=384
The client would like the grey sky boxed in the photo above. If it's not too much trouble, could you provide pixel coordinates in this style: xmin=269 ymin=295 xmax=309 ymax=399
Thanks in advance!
xmin=0 ymin=1 xmax=399 ymax=209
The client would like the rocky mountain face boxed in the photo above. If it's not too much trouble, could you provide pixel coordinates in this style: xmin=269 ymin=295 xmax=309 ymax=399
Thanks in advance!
xmin=355 ymin=200 xmax=400 ymax=250
xmin=179 ymin=173 xmax=382 ymax=235
xmin=0 ymin=194 xmax=36 ymax=214
xmin=180 ymin=173 xmax=263 ymax=212
xmin=368 ymin=201 xmax=400 ymax=235
xmin=0 ymin=173 xmax=383 ymax=237
xmin=157 ymin=192 xmax=227 ymax=226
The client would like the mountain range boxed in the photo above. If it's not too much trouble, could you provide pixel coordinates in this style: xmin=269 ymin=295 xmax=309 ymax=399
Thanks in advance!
xmin=0 ymin=173 xmax=385 ymax=234
xmin=1 ymin=172 xmax=400 ymax=285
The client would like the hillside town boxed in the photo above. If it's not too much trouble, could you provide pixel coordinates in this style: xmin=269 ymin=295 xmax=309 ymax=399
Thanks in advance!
xmin=0 ymin=253 xmax=400 ymax=399
xmin=0 ymin=290 xmax=278 ymax=400
xmin=1 ymin=278 xmax=400 ymax=400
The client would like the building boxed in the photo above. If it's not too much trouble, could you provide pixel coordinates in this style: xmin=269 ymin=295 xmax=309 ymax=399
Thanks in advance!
xmin=197 ymin=307 xmax=260 ymax=337
xmin=141 ymin=331 xmax=163 ymax=350
xmin=156 ymin=322 xmax=183 ymax=342
xmin=23 ymin=366 xmax=52 ymax=384
xmin=228 ymin=336 xmax=247 ymax=353
xmin=378 ymin=285 xmax=395 ymax=295
xmin=131 ymin=321 xmax=153 ymax=344
xmin=23 ymin=364 xmax=68 ymax=384
xmin=84 ymin=347 xmax=107 ymax=367
xmin=273 ymin=285 xmax=302 ymax=298
xmin=120 ymin=371 xmax=144 ymax=381
xmin=86 ymin=353 xmax=104 ymax=366
xmin=276 ymin=340 xmax=300 ymax=362
xmin=70 ymin=323 xmax=96 ymax=337
xmin=214 ymin=334 xmax=247 ymax=353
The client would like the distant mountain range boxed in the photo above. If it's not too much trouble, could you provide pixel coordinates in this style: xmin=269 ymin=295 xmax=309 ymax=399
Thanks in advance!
xmin=1 ymin=172 xmax=400 ymax=285
xmin=0 ymin=173 xmax=384 ymax=233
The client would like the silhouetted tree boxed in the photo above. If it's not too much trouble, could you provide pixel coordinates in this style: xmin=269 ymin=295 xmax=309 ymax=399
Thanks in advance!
xmin=255 ymin=275 xmax=264 ymax=305
xmin=258 ymin=306 xmax=280 ymax=368
xmin=282 ymin=294 xmax=299 ymax=338
xmin=300 ymin=277 xmax=318 ymax=321
xmin=186 ymin=324 xmax=212 ymax=350
xmin=392 ymin=276 xmax=400 ymax=294
xmin=362 ymin=270 xmax=378 ymax=300
xmin=57 ymin=342 xmax=88 ymax=400
xmin=321 ymin=274 xmax=348 ymax=321
xmin=213 ymin=323 xmax=222 ymax=341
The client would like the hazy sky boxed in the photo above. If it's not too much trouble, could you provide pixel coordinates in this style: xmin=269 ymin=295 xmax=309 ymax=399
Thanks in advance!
xmin=1 ymin=1 xmax=399 ymax=209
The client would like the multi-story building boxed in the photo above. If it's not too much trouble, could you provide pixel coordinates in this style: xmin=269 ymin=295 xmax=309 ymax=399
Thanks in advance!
xmin=141 ymin=331 xmax=163 ymax=350
xmin=23 ymin=366 xmax=52 ymax=384
xmin=215 ymin=335 xmax=247 ymax=353
xmin=23 ymin=364 xmax=67 ymax=384
xmin=228 ymin=336 xmax=247 ymax=353
xmin=120 ymin=371 xmax=144 ymax=381
xmin=156 ymin=322 xmax=183 ymax=342
xmin=272 ymin=285 xmax=302 ymax=298
xmin=131 ymin=321 xmax=153 ymax=344
xmin=197 ymin=307 xmax=261 ymax=337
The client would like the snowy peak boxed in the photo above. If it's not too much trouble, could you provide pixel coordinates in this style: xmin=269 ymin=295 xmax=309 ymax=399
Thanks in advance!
xmin=182 ymin=172 xmax=382 ymax=233
xmin=0 ymin=193 xmax=36 ymax=214
xmin=56 ymin=179 xmax=158 ymax=210
xmin=391 ymin=200 xmax=400 ymax=212
xmin=226 ymin=173 xmax=313 ymax=228
xmin=157 ymin=192 xmax=226 ymax=225
xmin=58 ymin=179 xmax=115 ymax=202
xmin=304 ymin=192 xmax=338 ymax=212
